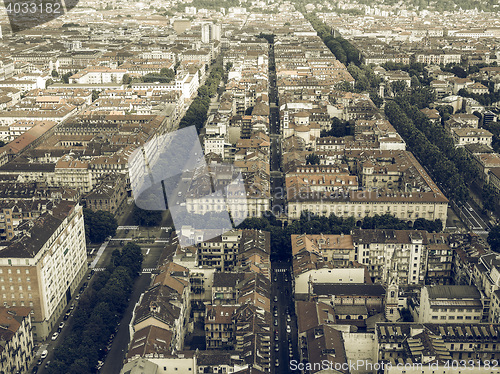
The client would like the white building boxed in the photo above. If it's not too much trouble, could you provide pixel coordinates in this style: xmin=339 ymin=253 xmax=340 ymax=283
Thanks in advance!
xmin=419 ymin=285 xmax=483 ymax=324
xmin=69 ymin=67 xmax=127 ymax=84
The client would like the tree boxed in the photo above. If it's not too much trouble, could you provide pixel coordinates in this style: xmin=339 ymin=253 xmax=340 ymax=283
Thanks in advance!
xmin=116 ymin=242 xmax=143 ymax=277
xmin=83 ymin=209 xmax=118 ymax=243
xmin=321 ymin=118 xmax=354 ymax=137
xmin=306 ymin=153 xmax=320 ymax=165
xmin=62 ymin=72 xmax=72 ymax=84
xmin=0 ymin=140 xmax=5 ymax=147
xmin=92 ymin=90 xmax=100 ymax=102
xmin=391 ymin=80 xmax=407 ymax=95
xmin=451 ymin=65 xmax=467 ymax=78
xmin=51 ymin=70 xmax=59 ymax=77
xmin=132 ymin=204 xmax=162 ymax=226
xmin=122 ymin=74 xmax=132 ymax=85
xmin=487 ymin=225 xmax=500 ymax=253
xmin=160 ymin=68 xmax=175 ymax=79
xmin=369 ymin=91 xmax=383 ymax=108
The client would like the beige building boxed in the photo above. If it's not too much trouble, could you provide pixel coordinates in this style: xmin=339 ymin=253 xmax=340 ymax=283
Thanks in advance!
xmin=419 ymin=285 xmax=483 ymax=324
xmin=452 ymin=128 xmax=493 ymax=147
xmin=0 ymin=202 xmax=87 ymax=340
xmin=287 ymin=189 xmax=448 ymax=223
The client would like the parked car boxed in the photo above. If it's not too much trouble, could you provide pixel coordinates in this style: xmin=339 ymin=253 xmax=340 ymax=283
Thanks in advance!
xmin=51 ymin=332 xmax=59 ymax=341
xmin=286 ymin=325 xmax=291 ymax=333
xmin=31 ymin=366 xmax=39 ymax=374
xmin=58 ymin=322 xmax=65 ymax=331
xmin=40 ymin=350 xmax=48 ymax=359
xmin=96 ymin=361 xmax=104 ymax=371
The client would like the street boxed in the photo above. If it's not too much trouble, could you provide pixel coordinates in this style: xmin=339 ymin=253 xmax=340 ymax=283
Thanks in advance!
xmin=459 ymin=201 xmax=490 ymax=235
xmin=100 ymin=273 xmax=153 ymax=374
xmin=272 ymin=261 xmax=299 ymax=374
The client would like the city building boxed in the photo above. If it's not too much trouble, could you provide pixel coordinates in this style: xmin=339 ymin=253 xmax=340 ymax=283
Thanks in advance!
xmin=0 ymin=202 xmax=87 ymax=340
xmin=419 ymin=285 xmax=483 ymax=323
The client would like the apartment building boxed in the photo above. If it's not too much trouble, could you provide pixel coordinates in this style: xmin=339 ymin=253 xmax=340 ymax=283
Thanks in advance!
xmin=352 ymin=229 xmax=426 ymax=285
xmin=205 ymin=305 xmax=237 ymax=349
xmin=198 ymin=230 xmax=242 ymax=271
xmin=0 ymin=201 xmax=87 ymax=340
xmin=132 ymin=263 xmax=190 ymax=353
xmin=419 ymin=285 xmax=483 ymax=324
xmin=69 ymin=67 xmax=127 ymax=84
xmin=451 ymin=128 xmax=493 ymax=147
xmin=83 ymin=173 xmax=127 ymax=214
xmin=287 ymin=188 xmax=448 ymax=222
xmin=0 ymin=306 xmax=33 ymax=374
xmin=377 ymin=322 xmax=500 ymax=372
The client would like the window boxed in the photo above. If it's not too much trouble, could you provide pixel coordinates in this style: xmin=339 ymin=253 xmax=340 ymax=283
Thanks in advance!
xmin=16 ymin=269 xmax=20 ymax=274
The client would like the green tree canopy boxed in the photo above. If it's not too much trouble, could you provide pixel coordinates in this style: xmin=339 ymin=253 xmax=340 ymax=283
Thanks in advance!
xmin=83 ymin=209 xmax=118 ymax=243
